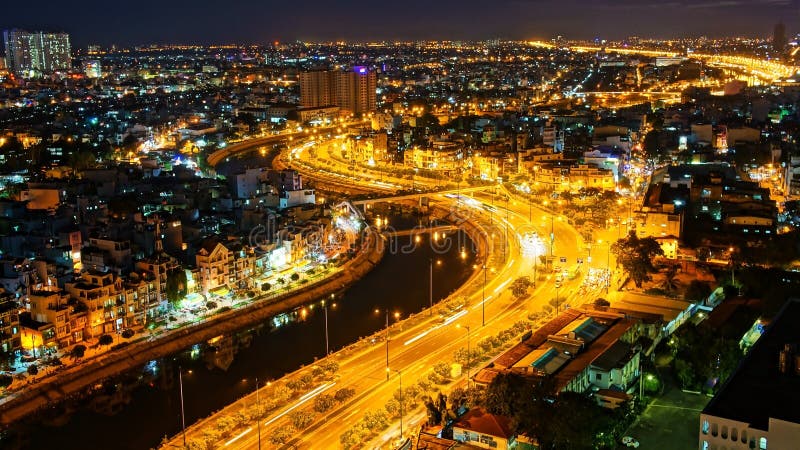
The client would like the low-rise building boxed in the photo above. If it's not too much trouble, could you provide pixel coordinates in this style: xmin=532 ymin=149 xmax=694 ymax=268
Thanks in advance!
xmin=452 ymin=407 xmax=516 ymax=450
xmin=28 ymin=289 xmax=79 ymax=347
xmin=474 ymin=308 xmax=642 ymax=401
xmin=0 ymin=292 xmax=20 ymax=359
xmin=65 ymin=271 xmax=128 ymax=337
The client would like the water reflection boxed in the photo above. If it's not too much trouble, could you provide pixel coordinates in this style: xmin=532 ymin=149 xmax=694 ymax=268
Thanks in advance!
xmin=13 ymin=221 xmax=475 ymax=450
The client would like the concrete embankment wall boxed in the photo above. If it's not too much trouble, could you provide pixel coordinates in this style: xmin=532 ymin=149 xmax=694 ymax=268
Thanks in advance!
xmin=160 ymin=201 xmax=493 ymax=448
xmin=0 ymin=233 xmax=385 ymax=426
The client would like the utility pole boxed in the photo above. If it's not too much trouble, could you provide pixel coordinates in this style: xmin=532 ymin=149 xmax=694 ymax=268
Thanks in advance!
xmin=255 ymin=378 xmax=262 ymax=450
xmin=482 ymin=266 xmax=487 ymax=327
xmin=324 ymin=300 xmax=329 ymax=355
xmin=385 ymin=310 xmax=390 ymax=381
xmin=429 ymin=258 xmax=433 ymax=316
xmin=179 ymin=367 xmax=186 ymax=448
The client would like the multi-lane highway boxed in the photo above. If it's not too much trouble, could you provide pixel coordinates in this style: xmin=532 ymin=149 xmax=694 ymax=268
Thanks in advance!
xmin=177 ymin=134 xmax=593 ymax=449
xmin=239 ymin=140 xmax=588 ymax=449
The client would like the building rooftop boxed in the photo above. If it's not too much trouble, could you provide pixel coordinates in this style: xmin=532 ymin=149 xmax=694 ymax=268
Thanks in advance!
xmin=474 ymin=308 xmax=634 ymax=392
xmin=591 ymin=340 xmax=635 ymax=372
xmin=453 ymin=407 xmax=513 ymax=439
xmin=703 ymin=298 xmax=800 ymax=430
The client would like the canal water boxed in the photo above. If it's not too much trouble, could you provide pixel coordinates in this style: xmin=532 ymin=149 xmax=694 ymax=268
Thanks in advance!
xmin=10 ymin=215 xmax=476 ymax=450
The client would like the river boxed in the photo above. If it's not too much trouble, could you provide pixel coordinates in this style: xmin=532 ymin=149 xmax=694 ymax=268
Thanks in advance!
xmin=8 ymin=214 xmax=475 ymax=450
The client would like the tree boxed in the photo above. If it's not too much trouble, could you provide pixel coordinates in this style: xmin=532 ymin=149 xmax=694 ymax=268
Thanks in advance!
xmin=68 ymin=149 xmax=96 ymax=173
xmin=27 ymin=364 xmax=39 ymax=376
xmin=484 ymin=373 xmax=538 ymax=418
xmin=98 ymin=334 xmax=113 ymax=346
xmin=661 ymin=265 xmax=680 ymax=296
xmin=70 ymin=344 xmax=87 ymax=359
xmin=121 ymin=133 xmax=139 ymax=151
xmin=0 ymin=373 xmax=12 ymax=389
xmin=643 ymin=130 xmax=662 ymax=160
xmin=290 ymin=273 xmax=300 ymax=282
xmin=313 ymin=393 xmax=336 ymax=413
xmin=334 ymin=387 xmax=356 ymax=403
xmin=362 ymin=410 xmax=388 ymax=432
xmin=165 ymin=269 xmax=187 ymax=303
xmin=611 ymin=231 xmax=664 ymax=288
xmin=593 ymin=298 xmax=610 ymax=309
xmin=289 ymin=410 xmax=315 ymax=429
xmin=685 ymin=280 xmax=712 ymax=303
xmin=269 ymin=426 xmax=296 ymax=445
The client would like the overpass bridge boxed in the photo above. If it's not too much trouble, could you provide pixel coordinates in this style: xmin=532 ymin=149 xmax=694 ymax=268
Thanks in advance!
xmin=206 ymin=124 xmax=345 ymax=168
xmin=382 ymin=225 xmax=456 ymax=238
xmin=351 ymin=185 xmax=501 ymax=207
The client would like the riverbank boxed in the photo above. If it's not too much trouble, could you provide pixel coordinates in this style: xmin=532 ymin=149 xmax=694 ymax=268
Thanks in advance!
xmin=0 ymin=231 xmax=385 ymax=426
xmin=158 ymin=196 xmax=496 ymax=449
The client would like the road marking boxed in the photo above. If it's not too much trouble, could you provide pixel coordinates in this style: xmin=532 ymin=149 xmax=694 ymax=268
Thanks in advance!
xmin=344 ymin=408 xmax=361 ymax=419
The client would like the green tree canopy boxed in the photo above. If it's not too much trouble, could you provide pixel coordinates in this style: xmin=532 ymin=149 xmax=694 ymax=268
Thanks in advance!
xmin=165 ymin=269 xmax=188 ymax=303
xmin=611 ymin=231 xmax=664 ymax=288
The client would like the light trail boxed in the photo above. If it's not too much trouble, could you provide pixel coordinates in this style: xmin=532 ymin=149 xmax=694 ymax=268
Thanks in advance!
xmin=223 ymin=427 xmax=252 ymax=446
xmin=263 ymin=382 xmax=336 ymax=427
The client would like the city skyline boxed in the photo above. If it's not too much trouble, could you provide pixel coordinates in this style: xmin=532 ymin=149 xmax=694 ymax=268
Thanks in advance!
xmin=0 ymin=0 xmax=798 ymax=48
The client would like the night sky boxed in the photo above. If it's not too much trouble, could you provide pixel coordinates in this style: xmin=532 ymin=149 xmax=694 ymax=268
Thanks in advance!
xmin=1 ymin=0 xmax=798 ymax=48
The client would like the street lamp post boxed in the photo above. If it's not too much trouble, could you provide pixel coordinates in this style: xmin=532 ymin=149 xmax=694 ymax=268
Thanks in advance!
xmin=555 ymin=283 xmax=560 ymax=315
xmin=377 ymin=309 xmax=400 ymax=381
xmin=528 ymin=192 xmax=532 ymax=222
xmin=458 ymin=324 xmax=472 ymax=387
xmin=393 ymin=369 xmax=404 ymax=442
xmin=178 ymin=366 xmax=187 ymax=447
xmin=482 ymin=265 xmax=487 ymax=326
xmin=385 ymin=310 xmax=390 ymax=381
xmin=255 ymin=378 xmax=262 ymax=450
xmin=606 ymin=244 xmax=611 ymax=294
xmin=323 ymin=294 xmax=335 ymax=355
xmin=429 ymin=258 xmax=433 ymax=316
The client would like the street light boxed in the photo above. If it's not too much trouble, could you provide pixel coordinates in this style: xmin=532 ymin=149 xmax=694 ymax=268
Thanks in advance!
xmin=457 ymin=324 xmax=472 ymax=386
xmin=376 ymin=308 xmax=401 ymax=380
xmin=481 ymin=265 xmax=487 ymax=326
xmin=254 ymin=378 xmax=263 ymax=450
xmin=391 ymin=369 xmax=404 ymax=442
xmin=323 ymin=294 xmax=337 ymax=355
xmin=177 ymin=366 xmax=190 ymax=447
xmin=429 ymin=258 xmax=443 ymax=316
xmin=598 ymin=239 xmax=611 ymax=293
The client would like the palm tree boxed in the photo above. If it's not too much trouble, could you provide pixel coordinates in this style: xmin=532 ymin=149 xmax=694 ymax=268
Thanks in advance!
xmin=661 ymin=265 xmax=680 ymax=296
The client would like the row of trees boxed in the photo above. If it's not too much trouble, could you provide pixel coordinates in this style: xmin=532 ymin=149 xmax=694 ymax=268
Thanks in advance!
xmin=180 ymin=359 xmax=340 ymax=450
xmin=339 ymin=320 xmax=531 ymax=448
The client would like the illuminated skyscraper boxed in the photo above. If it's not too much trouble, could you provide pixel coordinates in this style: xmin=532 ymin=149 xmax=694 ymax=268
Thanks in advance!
xmin=335 ymin=66 xmax=377 ymax=115
xmin=299 ymin=67 xmax=377 ymax=115
xmin=299 ymin=70 xmax=333 ymax=108
xmin=3 ymin=29 xmax=72 ymax=75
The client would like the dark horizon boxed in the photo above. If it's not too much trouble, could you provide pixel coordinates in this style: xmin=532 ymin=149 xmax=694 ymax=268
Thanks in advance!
xmin=1 ymin=0 xmax=798 ymax=49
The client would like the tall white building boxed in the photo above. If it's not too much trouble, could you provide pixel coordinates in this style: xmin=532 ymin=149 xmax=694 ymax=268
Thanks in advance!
xmin=3 ymin=29 xmax=72 ymax=75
